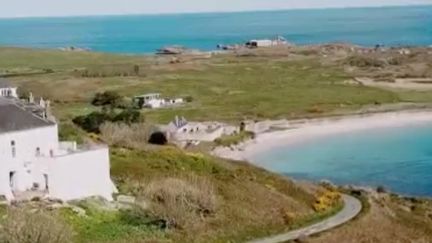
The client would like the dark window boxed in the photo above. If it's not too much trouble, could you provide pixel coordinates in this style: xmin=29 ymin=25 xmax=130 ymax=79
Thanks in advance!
xmin=11 ymin=141 xmax=16 ymax=158
xmin=36 ymin=147 xmax=41 ymax=156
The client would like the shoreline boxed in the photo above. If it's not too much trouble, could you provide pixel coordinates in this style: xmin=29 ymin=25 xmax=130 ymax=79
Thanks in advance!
xmin=213 ymin=109 xmax=432 ymax=163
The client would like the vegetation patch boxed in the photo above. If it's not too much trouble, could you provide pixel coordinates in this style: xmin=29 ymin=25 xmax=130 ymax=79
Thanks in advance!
xmin=214 ymin=131 xmax=255 ymax=147
xmin=62 ymin=207 xmax=166 ymax=242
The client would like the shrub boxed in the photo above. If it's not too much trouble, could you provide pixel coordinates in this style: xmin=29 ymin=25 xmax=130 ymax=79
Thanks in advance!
xmin=73 ymin=112 xmax=112 ymax=133
xmin=112 ymin=109 xmax=141 ymax=124
xmin=91 ymin=91 xmax=122 ymax=108
xmin=100 ymin=122 xmax=153 ymax=148
xmin=142 ymin=175 xmax=217 ymax=229
xmin=0 ymin=208 xmax=74 ymax=243
xmin=346 ymin=55 xmax=386 ymax=68
xmin=184 ymin=96 xmax=193 ymax=103
xmin=133 ymin=65 xmax=140 ymax=76
xmin=59 ymin=123 xmax=84 ymax=144
xmin=214 ymin=131 xmax=254 ymax=147
xmin=74 ymin=110 xmax=142 ymax=133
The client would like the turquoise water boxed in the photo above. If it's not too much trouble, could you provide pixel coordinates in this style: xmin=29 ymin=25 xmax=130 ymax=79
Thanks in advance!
xmin=0 ymin=5 xmax=431 ymax=53
xmin=253 ymin=123 xmax=432 ymax=197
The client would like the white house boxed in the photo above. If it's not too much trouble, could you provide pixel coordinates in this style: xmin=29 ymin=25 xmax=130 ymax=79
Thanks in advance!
xmin=166 ymin=116 xmax=238 ymax=142
xmin=133 ymin=93 xmax=184 ymax=109
xmin=0 ymin=96 xmax=117 ymax=202
xmin=245 ymin=36 xmax=289 ymax=48
xmin=0 ymin=79 xmax=18 ymax=98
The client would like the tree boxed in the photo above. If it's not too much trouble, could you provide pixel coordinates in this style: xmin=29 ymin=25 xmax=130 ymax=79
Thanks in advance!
xmin=133 ymin=65 xmax=140 ymax=76
xmin=91 ymin=91 xmax=122 ymax=109
xmin=113 ymin=109 xmax=141 ymax=124
xmin=73 ymin=112 xmax=112 ymax=133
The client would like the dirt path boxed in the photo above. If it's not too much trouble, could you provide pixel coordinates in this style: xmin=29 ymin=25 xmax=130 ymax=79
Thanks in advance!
xmin=248 ymin=194 xmax=362 ymax=243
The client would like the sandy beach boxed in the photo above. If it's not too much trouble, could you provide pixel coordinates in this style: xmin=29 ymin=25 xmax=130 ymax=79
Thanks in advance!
xmin=213 ymin=110 xmax=432 ymax=162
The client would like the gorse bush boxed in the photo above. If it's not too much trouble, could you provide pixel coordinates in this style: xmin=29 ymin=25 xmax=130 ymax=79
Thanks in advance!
xmin=0 ymin=208 xmax=74 ymax=243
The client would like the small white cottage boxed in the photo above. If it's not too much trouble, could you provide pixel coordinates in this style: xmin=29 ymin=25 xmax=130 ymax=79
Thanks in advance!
xmin=133 ymin=93 xmax=184 ymax=109
xmin=0 ymin=96 xmax=117 ymax=202
xmin=0 ymin=79 xmax=18 ymax=98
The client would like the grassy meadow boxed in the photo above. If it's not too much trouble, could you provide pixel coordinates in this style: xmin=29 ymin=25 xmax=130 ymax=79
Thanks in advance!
xmin=0 ymin=47 xmax=410 ymax=124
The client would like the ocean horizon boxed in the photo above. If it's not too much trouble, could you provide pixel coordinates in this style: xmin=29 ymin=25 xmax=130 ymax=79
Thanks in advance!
xmin=0 ymin=5 xmax=431 ymax=54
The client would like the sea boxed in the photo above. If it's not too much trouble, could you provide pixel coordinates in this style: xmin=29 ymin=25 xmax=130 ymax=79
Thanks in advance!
xmin=0 ymin=5 xmax=431 ymax=54
xmin=253 ymin=123 xmax=432 ymax=197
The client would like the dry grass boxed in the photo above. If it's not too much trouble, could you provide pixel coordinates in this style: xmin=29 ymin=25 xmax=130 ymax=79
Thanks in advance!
xmin=0 ymin=208 xmax=74 ymax=243
xmin=110 ymin=148 xmax=321 ymax=242
xmin=141 ymin=175 xmax=217 ymax=229
xmin=100 ymin=122 xmax=154 ymax=149
xmin=309 ymin=194 xmax=432 ymax=243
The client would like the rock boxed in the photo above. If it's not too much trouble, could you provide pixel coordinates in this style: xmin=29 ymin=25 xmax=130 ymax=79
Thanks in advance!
xmin=319 ymin=180 xmax=337 ymax=190
xmin=70 ymin=206 xmax=86 ymax=217
xmin=117 ymin=195 xmax=136 ymax=204
xmin=295 ymin=235 xmax=309 ymax=243
xmin=48 ymin=203 xmax=66 ymax=210
xmin=376 ymin=185 xmax=388 ymax=194
xmin=80 ymin=196 xmax=117 ymax=212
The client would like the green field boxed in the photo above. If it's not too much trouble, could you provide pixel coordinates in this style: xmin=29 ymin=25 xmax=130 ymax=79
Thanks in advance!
xmin=2 ymin=47 xmax=422 ymax=125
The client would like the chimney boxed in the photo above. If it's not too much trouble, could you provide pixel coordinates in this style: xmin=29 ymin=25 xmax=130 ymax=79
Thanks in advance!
xmin=28 ymin=92 xmax=34 ymax=103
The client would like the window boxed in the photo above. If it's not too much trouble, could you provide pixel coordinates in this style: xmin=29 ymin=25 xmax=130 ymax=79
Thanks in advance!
xmin=36 ymin=147 xmax=41 ymax=157
xmin=11 ymin=141 xmax=16 ymax=158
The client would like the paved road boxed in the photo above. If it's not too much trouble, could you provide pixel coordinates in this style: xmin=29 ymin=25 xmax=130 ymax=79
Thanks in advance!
xmin=248 ymin=194 xmax=362 ymax=243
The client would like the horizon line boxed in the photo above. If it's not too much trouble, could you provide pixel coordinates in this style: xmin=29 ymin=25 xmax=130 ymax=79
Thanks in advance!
xmin=0 ymin=3 xmax=431 ymax=20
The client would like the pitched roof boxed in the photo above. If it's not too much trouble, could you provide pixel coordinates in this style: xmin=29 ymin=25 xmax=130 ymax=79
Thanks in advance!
xmin=0 ymin=78 xmax=14 ymax=89
xmin=0 ymin=97 xmax=55 ymax=133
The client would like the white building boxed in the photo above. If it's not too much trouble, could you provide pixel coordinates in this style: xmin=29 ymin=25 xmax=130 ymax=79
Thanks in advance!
xmin=0 ymin=79 xmax=18 ymax=98
xmin=166 ymin=116 xmax=238 ymax=142
xmin=245 ymin=36 xmax=289 ymax=48
xmin=0 ymin=96 xmax=117 ymax=202
xmin=133 ymin=93 xmax=184 ymax=109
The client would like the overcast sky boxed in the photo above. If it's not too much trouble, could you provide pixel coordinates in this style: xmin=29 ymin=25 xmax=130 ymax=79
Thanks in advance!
xmin=0 ymin=0 xmax=431 ymax=18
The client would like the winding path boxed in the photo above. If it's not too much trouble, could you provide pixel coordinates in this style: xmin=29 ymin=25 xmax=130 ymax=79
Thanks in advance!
xmin=248 ymin=194 xmax=362 ymax=243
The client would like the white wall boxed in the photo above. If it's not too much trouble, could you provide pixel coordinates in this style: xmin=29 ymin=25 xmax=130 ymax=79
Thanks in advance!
xmin=0 ymin=88 xmax=18 ymax=98
xmin=173 ymin=126 xmax=224 ymax=142
xmin=0 ymin=125 xmax=58 ymax=193
xmin=0 ymin=170 xmax=13 ymax=200
xmin=0 ymin=125 xmax=59 ymax=163
xmin=48 ymin=147 xmax=116 ymax=201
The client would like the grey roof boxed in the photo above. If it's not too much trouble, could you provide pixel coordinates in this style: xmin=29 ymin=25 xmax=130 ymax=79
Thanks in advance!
xmin=0 ymin=78 xmax=14 ymax=88
xmin=0 ymin=97 xmax=55 ymax=133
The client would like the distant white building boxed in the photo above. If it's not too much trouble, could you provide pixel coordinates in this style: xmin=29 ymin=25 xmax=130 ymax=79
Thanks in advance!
xmin=133 ymin=93 xmax=184 ymax=109
xmin=0 ymin=96 xmax=117 ymax=202
xmin=0 ymin=79 xmax=18 ymax=98
xmin=166 ymin=116 xmax=238 ymax=142
xmin=246 ymin=36 xmax=289 ymax=48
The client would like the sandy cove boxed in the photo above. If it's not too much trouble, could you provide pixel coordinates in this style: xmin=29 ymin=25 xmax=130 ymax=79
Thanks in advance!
xmin=213 ymin=110 xmax=432 ymax=163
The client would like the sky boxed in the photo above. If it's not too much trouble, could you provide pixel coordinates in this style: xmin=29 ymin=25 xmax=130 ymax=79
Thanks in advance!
xmin=0 ymin=0 xmax=431 ymax=18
